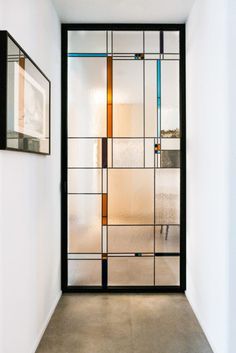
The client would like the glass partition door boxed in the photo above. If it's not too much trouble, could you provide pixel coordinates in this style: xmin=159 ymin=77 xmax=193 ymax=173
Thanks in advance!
xmin=62 ymin=25 xmax=186 ymax=291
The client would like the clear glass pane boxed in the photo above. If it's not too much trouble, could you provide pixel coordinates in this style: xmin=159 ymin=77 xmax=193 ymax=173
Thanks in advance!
xmin=68 ymin=195 xmax=101 ymax=253
xmin=68 ymin=31 xmax=106 ymax=53
xmin=68 ymin=169 xmax=101 ymax=193
xmin=161 ymin=138 xmax=180 ymax=150
xmin=113 ymin=31 xmax=143 ymax=53
xmin=155 ymin=226 xmax=180 ymax=252
xmin=145 ymin=61 xmax=157 ymax=137
xmin=145 ymin=138 xmax=154 ymax=168
xmin=108 ymin=226 xmax=154 ymax=253
xmin=108 ymin=257 xmax=154 ymax=285
xmin=161 ymin=150 xmax=180 ymax=168
xmin=155 ymin=257 xmax=180 ymax=285
xmin=68 ymin=260 xmax=101 ymax=286
xmin=113 ymin=139 xmax=144 ymax=167
xmin=68 ymin=58 xmax=106 ymax=137
xmin=145 ymin=31 xmax=160 ymax=53
xmin=155 ymin=169 xmax=180 ymax=224
xmin=164 ymin=31 xmax=179 ymax=53
xmin=68 ymin=139 xmax=102 ymax=168
xmin=161 ymin=61 xmax=180 ymax=137
xmin=113 ymin=60 xmax=143 ymax=137
xmin=108 ymin=169 xmax=154 ymax=225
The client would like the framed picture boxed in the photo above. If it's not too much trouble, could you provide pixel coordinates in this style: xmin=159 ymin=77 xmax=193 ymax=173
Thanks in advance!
xmin=0 ymin=31 xmax=50 ymax=154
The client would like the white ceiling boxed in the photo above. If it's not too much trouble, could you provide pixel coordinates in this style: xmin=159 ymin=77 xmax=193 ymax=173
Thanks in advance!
xmin=52 ymin=0 xmax=195 ymax=23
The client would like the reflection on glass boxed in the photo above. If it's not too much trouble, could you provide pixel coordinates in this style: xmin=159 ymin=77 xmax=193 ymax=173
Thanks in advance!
xmin=155 ymin=257 xmax=180 ymax=285
xmin=68 ymin=195 xmax=101 ymax=253
xmin=161 ymin=61 xmax=179 ymax=137
xmin=108 ymin=226 xmax=154 ymax=253
xmin=108 ymin=169 xmax=154 ymax=224
xmin=155 ymin=169 xmax=180 ymax=224
xmin=113 ymin=60 xmax=143 ymax=137
xmin=108 ymin=257 xmax=154 ymax=286
xmin=68 ymin=260 xmax=101 ymax=286
xmin=68 ymin=139 xmax=102 ymax=168
xmin=68 ymin=58 xmax=106 ymax=137
xmin=113 ymin=139 xmax=144 ymax=167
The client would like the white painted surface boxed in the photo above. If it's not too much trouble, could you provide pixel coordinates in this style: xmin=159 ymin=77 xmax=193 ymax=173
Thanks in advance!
xmin=0 ymin=1 xmax=61 ymax=353
xmin=186 ymin=0 xmax=235 ymax=352
xmin=52 ymin=0 xmax=195 ymax=23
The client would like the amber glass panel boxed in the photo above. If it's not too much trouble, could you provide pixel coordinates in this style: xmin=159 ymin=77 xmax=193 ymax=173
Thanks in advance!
xmin=107 ymin=57 xmax=113 ymax=137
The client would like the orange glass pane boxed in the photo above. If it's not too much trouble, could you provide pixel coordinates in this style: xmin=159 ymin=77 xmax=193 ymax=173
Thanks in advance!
xmin=107 ymin=57 xmax=113 ymax=137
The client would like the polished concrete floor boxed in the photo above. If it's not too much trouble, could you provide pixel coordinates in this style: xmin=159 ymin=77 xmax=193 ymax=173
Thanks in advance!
xmin=36 ymin=294 xmax=213 ymax=353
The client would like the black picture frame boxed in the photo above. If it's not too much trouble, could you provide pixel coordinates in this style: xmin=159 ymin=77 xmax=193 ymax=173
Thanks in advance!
xmin=61 ymin=24 xmax=186 ymax=293
xmin=0 ymin=31 xmax=51 ymax=155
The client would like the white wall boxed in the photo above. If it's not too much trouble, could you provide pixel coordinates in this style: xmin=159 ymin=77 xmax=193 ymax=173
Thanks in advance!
xmin=0 ymin=1 xmax=61 ymax=353
xmin=186 ymin=0 xmax=235 ymax=352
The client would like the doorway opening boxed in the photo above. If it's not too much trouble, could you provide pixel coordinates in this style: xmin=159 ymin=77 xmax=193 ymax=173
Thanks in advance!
xmin=61 ymin=24 xmax=186 ymax=292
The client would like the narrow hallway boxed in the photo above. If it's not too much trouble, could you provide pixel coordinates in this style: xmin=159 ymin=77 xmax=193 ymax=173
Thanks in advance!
xmin=37 ymin=294 xmax=212 ymax=353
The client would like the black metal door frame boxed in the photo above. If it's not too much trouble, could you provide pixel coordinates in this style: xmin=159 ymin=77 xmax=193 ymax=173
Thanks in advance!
xmin=61 ymin=23 xmax=186 ymax=293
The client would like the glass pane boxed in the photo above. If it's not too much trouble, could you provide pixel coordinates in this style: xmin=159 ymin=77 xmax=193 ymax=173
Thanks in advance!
xmin=108 ymin=257 xmax=154 ymax=285
xmin=155 ymin=226 xmax=180 ymax=252
xmin=155 ymin=169 xmax=180 ymax=224
xmin=113 ymin=31 xmax=143 ymax=53
xmin=68 ymin=169 xmax=101 ymax=193
xmin=145 ymin=138 xmax=154 ymax=168
xmin=161 ymin=150 xmax=180 ymax=168
xmin=68 ymin=58 xmax=106 ymax=137
xmin=161 ymin=138 xmax=180 ymax=150
xmin=113 ymin=60 xmax=143 ymax=137
xmin=161 ymin=61 xmax=180 ymax=138
xmin=68 ymin=195 xmax=101 ymax=253
xmin=68 ymin=31 xmax=106 ymax=53
xmin=145 ymin=61 xmax=157 ymax=137
xmin=108 ymin=226 xmax=154 ymax=253
xmin=68 ymin=260 xmax=101 ymax=286
xmin=68 ymin=139 xmax=102 ymax=168
xmin=155 ymin=257 xmax=180 ymax=285
xmin=145 ymin=31 xmax=160 ymax=53
xmin=113 ymin=139 xmax=144 ymax=167
xmin=108 ymin=169 xmax=154 ymax=225
xmin=164 ymin=31 xmax=179 ymax=53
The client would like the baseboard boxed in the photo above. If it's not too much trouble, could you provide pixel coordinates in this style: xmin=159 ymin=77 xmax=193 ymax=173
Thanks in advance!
xmin=31 ymin=290 xmax=62 ymax=353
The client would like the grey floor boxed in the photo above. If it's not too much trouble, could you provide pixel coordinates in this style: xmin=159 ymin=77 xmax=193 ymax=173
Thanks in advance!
xmin=36 ymin=294 xmax=213 ymax=353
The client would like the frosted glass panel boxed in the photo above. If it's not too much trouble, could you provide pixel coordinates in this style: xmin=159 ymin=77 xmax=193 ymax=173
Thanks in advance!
xmin=108 ymin=226 xmax=154 ymax=253
xmin=113 ymin=31 xmax=143 ymax=53
xmin=68 ymin=58 xmax=106 ymax=137
xmin=145 ymin=138 xmax=154 ymax=168
xmin=161 ymin=150 xmax=180 ymax=168
xmin=145 ymin=61 xmax=157 ymax=137
xmin=155 ymin=169 xmax=180 ymax=224
xmin=68 ymin=31 xmax=106 ymax=53
xmin=155 ymin=226 xmax=180 ymax=253
xmin=113 ymin=60 xmax=143 ymax=137
xmin=113 ymin=139 xmax=144 ymax=167
xmin=108 ymin=169 xmax=154 ymax=224
xmin=145 ymin=31 xmax=160 ymax=53
xmin=68 ymin=260 xmax=101 ymax=286
xmin=161 ymin=61 xmax=180 ymax=137
xmin=164 ymin=31 xmax=179 ymax=53
xmin=68 ymin=139 xmax=102 ymax=167
xmin=68 ymin=195 xmax=101 ymax=253
xmin=68 ymin=169 xmax=101 ymax=193
xmin=108 ymin=257 xmax=154 ymax=286
xmin=161 ymin=138 xmax=180 ymax=150
xmin=155 ymin=257 xmax=180 ymax=285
